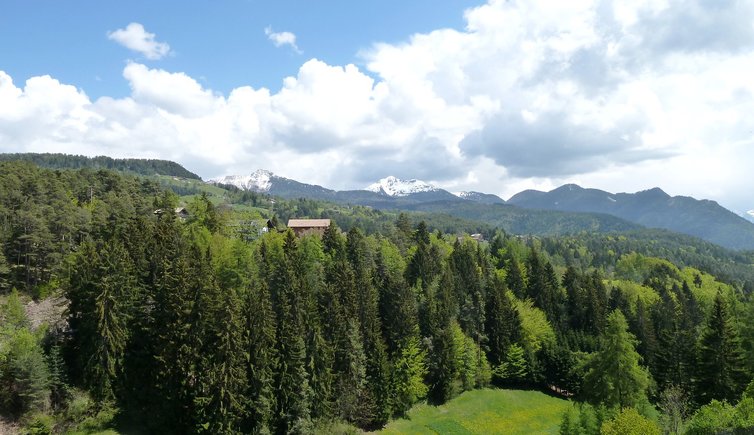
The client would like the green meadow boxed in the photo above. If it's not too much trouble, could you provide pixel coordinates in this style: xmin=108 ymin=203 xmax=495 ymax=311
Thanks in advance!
xmin=379 ymin=389 xmax=569 ymax=435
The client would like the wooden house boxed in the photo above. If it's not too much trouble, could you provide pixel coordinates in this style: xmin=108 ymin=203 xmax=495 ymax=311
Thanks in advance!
xmin=287 ymin=219 xmax=331 ymax=237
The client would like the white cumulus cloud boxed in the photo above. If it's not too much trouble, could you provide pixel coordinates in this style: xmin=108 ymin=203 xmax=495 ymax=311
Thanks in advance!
xmin=3 ymin=0 xmax=754 ymax=213
xmin=108 ymin=23 xmax=171 ymax=60
xmin=265 ymin=26 xmax=302 ymax=53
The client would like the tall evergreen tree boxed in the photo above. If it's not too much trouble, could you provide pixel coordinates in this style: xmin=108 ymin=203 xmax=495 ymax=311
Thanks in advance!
xmin=582 ymin=310 xmax=650 ymax=408
xmin=450 ymin=239 xmax=486 ymax=352
xmin=696 ymin=293 xmax=747 ymax=404
xmin=243 ymin=282 xmax=277 ymax=434
xmin=485 ymin=275 xmax=521 ymax=368
xmin=505 ymin=254 xmax=527 ymax=300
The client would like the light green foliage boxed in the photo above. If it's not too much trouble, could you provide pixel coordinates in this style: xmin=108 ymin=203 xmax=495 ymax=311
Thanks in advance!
xmin=509 ymin=293 xmax=556 ymax=356
xmin=615 ymin=253 xmax=678 ymax=283
xmin=605 ymin=280 xmax=659 ymax=312
xmin=679 ymin=267 xmax=734 ymax=309
xmin=493 ymin=344 xmax=528 ymax=384
xmin=600 ymin=408 xmax=660 ymax=435
xmin=685 ymin=400 xmax=735 ymax=435
xmin=381 ymin=389 xmax=569 ymax=435
xmin=582 ymin=311 xmax=650 ymax=409
xmin=390 ymin=331 xmax=428 ymax=416
xmin=732 ymin=397 xmax=754 ymax=431
xmin=559 ymin=403 xmax=611 ymax=435
xmin=451 ymin=321 xmax=491 ymax=392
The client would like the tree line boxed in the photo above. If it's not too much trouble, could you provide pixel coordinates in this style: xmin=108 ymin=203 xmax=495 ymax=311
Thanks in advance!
xmin=2 ymin=161 xmax=754 ymax=433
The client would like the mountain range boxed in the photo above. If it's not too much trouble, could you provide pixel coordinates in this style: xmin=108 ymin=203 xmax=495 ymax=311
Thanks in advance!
xmin=211 ymin=170 xmax=754 ymax=251
xmin=1 ymin=152 xmax=750 ymax=251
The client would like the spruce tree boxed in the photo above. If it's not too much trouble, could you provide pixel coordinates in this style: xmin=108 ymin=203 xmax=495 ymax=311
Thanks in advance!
xmin=696 ymin=293 xmax=747 ymax=404
xmin=243 ymin=282 xmax=277 ymax=434
xmin=505 ymin=254 xmax=527 ymax=300
xmin=450 ymin=239 xmax=486 ymax=352
xmin=485 ymin=275 xmax=521 ymax=368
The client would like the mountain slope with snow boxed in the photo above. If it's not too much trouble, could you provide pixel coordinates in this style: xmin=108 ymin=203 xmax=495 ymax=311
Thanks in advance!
xmin=366 ymin=176 xmax=438 ymax=197
xmin=210 ymin=170 xmax=273 ymax=192
xmin=455 ymin=191 xmax=506 ymax=205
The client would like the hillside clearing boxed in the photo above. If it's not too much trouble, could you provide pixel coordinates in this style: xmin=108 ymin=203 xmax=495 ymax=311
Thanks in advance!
xmin=379 ymin=389 xmax=569 ymax=435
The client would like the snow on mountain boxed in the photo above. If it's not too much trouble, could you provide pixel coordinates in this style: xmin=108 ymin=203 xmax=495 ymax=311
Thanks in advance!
xmin=366 ymin=176 xmax=438 ymax=197
xmin=209 ymin=169 xmax=273 ymax=192
xmin=745 ymin=210 xmax=754 ymax=223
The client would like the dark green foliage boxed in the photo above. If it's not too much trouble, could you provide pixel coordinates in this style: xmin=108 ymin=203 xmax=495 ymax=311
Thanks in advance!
xmin=5 ymin=159 xmax=754 ymax=432
xmin=0 ymin=293 xmax=51 ymax=417
xmin=243 ymin=282 xmax=277 ymax=434
xmin=0 ymin=153 xmax=201 ymax=179
xmin=696 ymin=293 xmax=748 ymax=404
xmin=485 ymin=275 xmax=521 ymax=368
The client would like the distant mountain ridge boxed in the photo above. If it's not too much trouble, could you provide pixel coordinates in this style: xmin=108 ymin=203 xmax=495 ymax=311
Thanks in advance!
xmin=210 ymin=170 xmax=754 ymax=250
xmin=0 ymin=153 xmax=201 ymax=180
xmin=455 ymin=191 xmax=506 ymax=204
xmin=508 ymin=184 xmax=754 ymax=251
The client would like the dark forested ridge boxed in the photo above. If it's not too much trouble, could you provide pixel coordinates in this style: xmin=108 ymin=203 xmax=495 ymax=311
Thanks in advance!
xmin=2 ymin=160 xmax=754 ymax=434
xmin=0 ymin=153 xmax=201 ymax=180
xmin=509 ymin=184 xmax=754 ymax=251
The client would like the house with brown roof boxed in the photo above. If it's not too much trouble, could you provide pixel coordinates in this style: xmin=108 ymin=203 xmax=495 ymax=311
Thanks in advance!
xmin=287 ymin=219 xmax=331 ymax=237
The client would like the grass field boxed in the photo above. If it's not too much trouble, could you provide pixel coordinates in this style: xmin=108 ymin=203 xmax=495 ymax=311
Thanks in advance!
xmin=379 ymin=389 xmax=569 ymax=435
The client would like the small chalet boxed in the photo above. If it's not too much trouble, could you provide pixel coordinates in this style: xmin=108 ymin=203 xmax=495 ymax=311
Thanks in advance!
xmin=175 ymin=207 xmax=189 ymax=220
xmin=470 ymin=233 xmax=485 ymax=242
xmin=287 ymin=219 xmax=331 ymax=237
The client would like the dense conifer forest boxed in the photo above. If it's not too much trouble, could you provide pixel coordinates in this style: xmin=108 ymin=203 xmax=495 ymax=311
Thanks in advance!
xmin=2 ymin=161 xmax=754 ymax=433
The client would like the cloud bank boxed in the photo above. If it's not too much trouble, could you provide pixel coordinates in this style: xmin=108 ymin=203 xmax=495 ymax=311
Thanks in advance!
xmin=3 ymin=0 xmax=754 ymax=212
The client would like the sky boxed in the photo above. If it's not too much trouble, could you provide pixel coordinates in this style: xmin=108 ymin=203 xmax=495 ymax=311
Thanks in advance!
xmin=1 ymin=0 xmax=754 ymax=214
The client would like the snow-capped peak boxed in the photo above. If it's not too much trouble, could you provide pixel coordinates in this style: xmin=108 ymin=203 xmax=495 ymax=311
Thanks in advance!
xmin=209 ymin=169 xmax=274 ymax=192
xmin=455 ymin=192 xmax=477 ymax=200
xmin=366 ymin=176 xmax=438 ymax=197
xmin=748 ymin=210 xmax=754 ymax=218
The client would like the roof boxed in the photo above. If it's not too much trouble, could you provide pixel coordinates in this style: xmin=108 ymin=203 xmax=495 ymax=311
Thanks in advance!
xmin=287 ymin=219 xmax=331 ymax=228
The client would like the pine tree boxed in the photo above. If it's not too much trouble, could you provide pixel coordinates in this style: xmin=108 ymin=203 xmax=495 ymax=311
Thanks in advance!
xmin=406 ymin=222 xmax=441 ymax=289
xmin=66 ymin=240 xmax=134 ymax=401
xmin=274 ymin=231 xmax=313 ymax=433
xmin=243 ymin=282 xmax=277 ymax=434
xmin=696 ymin=293 xmax=748 ymax=404
xmin=347 ymin=228 xmax=391 ymax=426
xmin=505 ymin=254 xmax=527 ymax=300
xmin=652 ymin=286 xmax=696 ymax=395
xmin=390 ymin=329 xmax=428 ymax=417
xmin=426 ymin=269 xmax=457 ymax=404
xmin=450 ymin=239 xmax=486 ymax=353
xmin=335 ymin=318 xmax=368 ymax=424
xmin=582 ymin=310 xmax=650 ymax=408
xmin=376 ymin=251 xmax=418 ymax=356
xmin=485 ymin=275 xmax=521 ymax=368
xmin=194 ymin=282 xmax=247 ymax=434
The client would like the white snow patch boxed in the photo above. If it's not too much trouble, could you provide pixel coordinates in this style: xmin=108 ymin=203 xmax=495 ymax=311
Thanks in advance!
xmin=366 ymin=176 xmax=438 ymax=197
xmin=209 ymin=169 xmax=273 ymax=192
xmin=607 ymin=196 xmax=617 ymax=203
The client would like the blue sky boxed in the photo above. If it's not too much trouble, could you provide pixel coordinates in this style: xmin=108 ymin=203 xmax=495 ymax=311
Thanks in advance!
xmin=1 ymin=0 xmax=754 ymax=214
xmin=1 ymin=0 xmax=478 ymax=97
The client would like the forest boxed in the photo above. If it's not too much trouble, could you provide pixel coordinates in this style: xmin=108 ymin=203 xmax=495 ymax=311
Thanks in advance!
xmin=2 ymin=160 xmax=754 ymax=434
